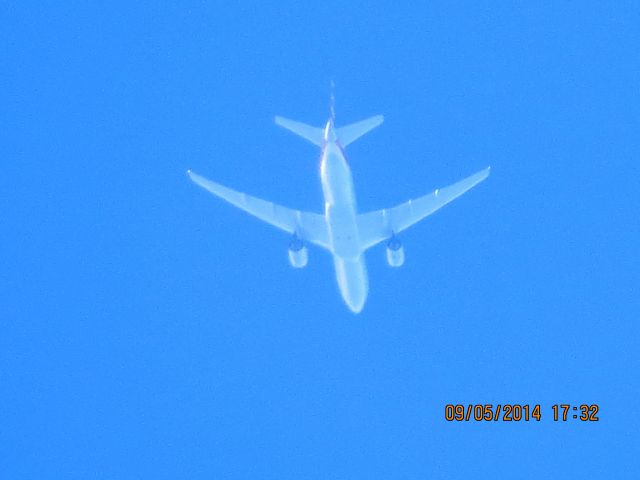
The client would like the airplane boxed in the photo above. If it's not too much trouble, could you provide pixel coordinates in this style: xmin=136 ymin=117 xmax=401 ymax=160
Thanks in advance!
xmin=187 ymin=106 xmax=489 ymax=314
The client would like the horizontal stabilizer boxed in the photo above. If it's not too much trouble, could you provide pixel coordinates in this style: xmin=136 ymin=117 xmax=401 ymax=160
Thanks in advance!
xmin=274 ymin=116 xmax=324 ymax=147
xmin=337 ymin=115 xmax=384 ymax=147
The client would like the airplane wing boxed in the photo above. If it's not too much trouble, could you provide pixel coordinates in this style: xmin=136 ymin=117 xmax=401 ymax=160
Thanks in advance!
xmin=357 ymin=167 xmax=490 ymax=250
xmin=187 ymin=170 xmax=331 ymax=250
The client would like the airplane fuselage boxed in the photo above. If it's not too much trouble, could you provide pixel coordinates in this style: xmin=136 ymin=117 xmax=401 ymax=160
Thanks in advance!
xmin=320 ymin=122 xmax=368 ymax=313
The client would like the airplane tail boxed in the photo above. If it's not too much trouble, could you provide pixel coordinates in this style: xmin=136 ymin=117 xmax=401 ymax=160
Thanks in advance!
xmin=274 ymin=114 xmax=384 ymax=148
xmin=274 ymin=116 xmax=325 ymax=147
xmin=336 ymin=115 xmax=384 ymax=147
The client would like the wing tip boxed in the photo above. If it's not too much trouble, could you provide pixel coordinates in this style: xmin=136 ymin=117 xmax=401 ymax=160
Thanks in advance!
xmin=478 ymin=166 xmax=491 ymax=179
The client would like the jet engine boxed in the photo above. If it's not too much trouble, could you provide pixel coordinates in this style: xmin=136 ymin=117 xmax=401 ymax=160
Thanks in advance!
xmin=288 ymin=235 xmax=308 ymax=268
xmin=386 ymin=236 xmax=405 ymax=267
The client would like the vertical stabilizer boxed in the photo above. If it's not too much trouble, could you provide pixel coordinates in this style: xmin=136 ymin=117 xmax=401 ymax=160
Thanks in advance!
xmin=329 ymin=79 xmax=336 ymax=121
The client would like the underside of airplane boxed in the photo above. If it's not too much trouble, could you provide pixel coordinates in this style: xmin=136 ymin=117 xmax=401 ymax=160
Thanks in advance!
xmin=188 ymin=109 xmax=489 ymax=313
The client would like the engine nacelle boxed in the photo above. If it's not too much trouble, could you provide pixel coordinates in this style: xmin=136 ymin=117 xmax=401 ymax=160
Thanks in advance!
xmin=288 ymin=236 xmax=308 ymax=268
xmin=386 ymin=236 xmax=405 ymax=267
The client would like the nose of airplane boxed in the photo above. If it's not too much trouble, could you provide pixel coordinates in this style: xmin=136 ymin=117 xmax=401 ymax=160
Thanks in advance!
xmin=334 ymin=257 xmax=369 ymax=314
xmin=345 ymin=295 xmax=366 ymax=314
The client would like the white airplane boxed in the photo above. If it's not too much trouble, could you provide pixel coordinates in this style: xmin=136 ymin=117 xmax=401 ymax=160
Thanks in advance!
xmin=188 ymin=109 xmax=489 ymax=313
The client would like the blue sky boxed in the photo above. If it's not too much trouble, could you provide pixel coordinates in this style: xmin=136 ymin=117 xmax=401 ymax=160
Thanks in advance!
xmin=2 ymin=1 xmax=639 ymax=478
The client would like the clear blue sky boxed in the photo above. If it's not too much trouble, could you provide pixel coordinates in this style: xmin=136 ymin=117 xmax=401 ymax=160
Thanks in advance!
xmin=2 ymin=1 xmax=639 ymax=478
